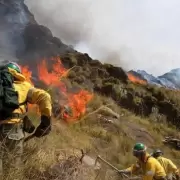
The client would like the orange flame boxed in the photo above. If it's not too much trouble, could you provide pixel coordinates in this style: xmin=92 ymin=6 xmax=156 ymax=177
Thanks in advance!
xmin=37 ymin=57 xmax=67 ymax=92
xmin=20 ymin=65 xmax=40 ymax=114
xmin=21 ymin=56 xmax=93 ymax=122
xmin=127 ymin=73 xmax=147 ymax=85
xmin=20 ymin=65 xmax=33 ymax=85
xmin=65 ymin=90 xmax=93 ymax=123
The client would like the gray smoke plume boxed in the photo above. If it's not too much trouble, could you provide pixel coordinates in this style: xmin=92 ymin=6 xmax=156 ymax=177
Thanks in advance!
xmin=25 ymin=0 xmax=92 ymax=45
xmin=0 ymin=0 xmax=29 ymax=63
xmin=26 ymin=0 xmax=180 ymax=76
xmin=25 ymin=0 xmax=124 ymax=67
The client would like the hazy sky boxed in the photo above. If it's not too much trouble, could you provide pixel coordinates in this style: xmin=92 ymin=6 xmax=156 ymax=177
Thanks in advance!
xmin=26 ymin=0 xmax=180 ymax=76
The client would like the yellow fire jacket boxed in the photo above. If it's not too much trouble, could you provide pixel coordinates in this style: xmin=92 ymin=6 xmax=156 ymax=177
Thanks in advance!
xmin=2 ymin=67 xmax=52 ymax=124
xmin=156 ymin=156 xmax=179 ymax=176
xmin=125 ymin=153 xmax=166 ymax=180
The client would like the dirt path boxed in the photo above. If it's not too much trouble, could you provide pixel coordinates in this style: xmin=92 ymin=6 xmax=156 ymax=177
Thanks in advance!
xmin=123 ymin=121 xmax=155 ymax=146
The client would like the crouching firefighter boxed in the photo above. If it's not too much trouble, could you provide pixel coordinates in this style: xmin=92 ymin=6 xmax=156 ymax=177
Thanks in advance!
xmin=0 ymin=62 xmax=52 ymax=175
xmin=118 ymin=143 xmax=167 ymax=180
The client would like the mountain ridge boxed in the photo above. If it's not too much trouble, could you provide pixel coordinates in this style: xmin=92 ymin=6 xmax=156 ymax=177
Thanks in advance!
xmin=128 ymin=68 xmax=180 ymax=89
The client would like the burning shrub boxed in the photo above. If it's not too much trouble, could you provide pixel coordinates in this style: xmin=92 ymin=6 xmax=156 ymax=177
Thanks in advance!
xmin=21 ymin=56 xmax=93 ymax=123
xmin=127 ymin=72 xmax=147 ymax=85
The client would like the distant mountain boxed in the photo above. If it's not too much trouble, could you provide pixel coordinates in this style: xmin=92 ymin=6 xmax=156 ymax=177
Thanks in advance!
xmin=128 ymin=68 xmax=180 ymax=89
xmin=158 ymin=68 xmax=180 ymax=89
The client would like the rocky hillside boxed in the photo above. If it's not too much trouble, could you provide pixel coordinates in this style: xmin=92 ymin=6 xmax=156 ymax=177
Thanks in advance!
xmin=0 ymin=0 xmax=74 ymax=63
xmin=1 ymin=0 xmax=180 ymax=129
xmin=59 ymin=53 xmax=180 ymax=128
xmin=1 ymin=1 xmax=180 ymax=180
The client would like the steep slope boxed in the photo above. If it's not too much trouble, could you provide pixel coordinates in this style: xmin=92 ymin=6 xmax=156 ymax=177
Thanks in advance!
xmin=137 ymin=70 xmax=163 ymax=87
xmin=158 ymin=68 xmax=180 ymax=89
xmin=0 ymin=2 xmax=180 ymax=180
xmin=0 ymin=0 xmax=74 ymax=64
xmin=1 ymin=0 xmax=179 ymax=128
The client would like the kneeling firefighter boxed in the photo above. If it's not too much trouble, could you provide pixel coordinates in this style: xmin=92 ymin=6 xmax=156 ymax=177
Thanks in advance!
xmin=118 ymin=143 xmax=167 ymax=180
xmin=0 ymin=62 xmax=52 ymax=175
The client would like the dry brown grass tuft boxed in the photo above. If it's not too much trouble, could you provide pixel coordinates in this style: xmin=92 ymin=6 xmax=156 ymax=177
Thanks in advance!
xmin=4 ymin=94 xmax=180 ymax=180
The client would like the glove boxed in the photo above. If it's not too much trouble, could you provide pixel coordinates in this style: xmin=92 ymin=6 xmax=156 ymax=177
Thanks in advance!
xmin=34 ymin=115 xmax=51 ymax=138
xmin=23 ymin=116 xmax=35 ymax=133
xmin=118 ymin=170 xmax=130 ymax=177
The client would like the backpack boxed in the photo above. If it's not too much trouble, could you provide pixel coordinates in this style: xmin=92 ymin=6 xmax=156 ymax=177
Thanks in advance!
xmin=0 ymin=66 xmax=19 ymax=116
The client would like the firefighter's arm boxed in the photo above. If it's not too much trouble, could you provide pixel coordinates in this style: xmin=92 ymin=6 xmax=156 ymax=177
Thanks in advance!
xmin=143 ymin=162 xmax=155 ymax=180
xmin=168 ymin=160 xmax=179 ymax=175
xmin=27 ymin=87 xmax=52 ymax=137
xmin=122 ymin=162 xmax=141 ymax=175
xmin=27 ymin=87 xmax=52 ymax=117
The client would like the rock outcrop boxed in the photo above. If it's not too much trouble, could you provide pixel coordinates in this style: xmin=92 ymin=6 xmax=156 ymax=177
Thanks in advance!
xmin=0 ymin=0 xmax=74 ymax=65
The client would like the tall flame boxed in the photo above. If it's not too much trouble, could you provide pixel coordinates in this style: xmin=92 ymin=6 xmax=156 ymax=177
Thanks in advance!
xmin=65 ymin=90 xmax=93 ymax=122
xmin=127 ymin=73 xmax=147 ymax=85
xmin=21 ymin=56 xmax=93 ymax=122
xmin=37 ymin=58 xmax=67 ymax=93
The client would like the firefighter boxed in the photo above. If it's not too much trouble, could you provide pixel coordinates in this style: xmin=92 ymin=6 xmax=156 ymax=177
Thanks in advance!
xmin=119 ymin=143 xmax=167 ymax=180
xmin=152 ymin=149 xmax=180 ymax=180
xmin=0 ymin=62 xmax=52 ymax=175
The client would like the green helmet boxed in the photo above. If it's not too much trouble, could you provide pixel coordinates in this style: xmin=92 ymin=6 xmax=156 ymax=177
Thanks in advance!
xmin=133 ymin=143 xmax=146 ymax=157
xmin=133 ymin=143 xmax=146 ymax=151
xmin=5 ymin=62 xmax=21 ymax=73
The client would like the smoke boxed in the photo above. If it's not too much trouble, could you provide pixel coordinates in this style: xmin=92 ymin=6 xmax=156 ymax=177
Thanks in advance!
xmin=25 ymin=0 xmax=128 ymax=67
xmin=25 ymin=0 xmax=92 ymax=45
xmin=0 ymin=0 xmax=29 ymax=62
xmin=25 ymin=0 xmax=180 ymax=76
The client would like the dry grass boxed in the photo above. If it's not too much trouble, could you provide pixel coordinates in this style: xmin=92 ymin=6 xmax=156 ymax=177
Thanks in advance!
xmin=3 ymin=94 xmax=180 ymax=180
xmin=4 ymin=123 xmax=95 ymax=180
